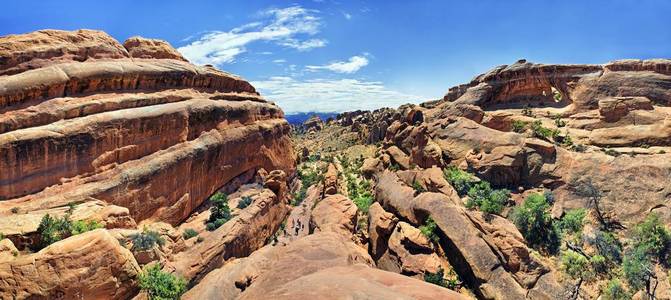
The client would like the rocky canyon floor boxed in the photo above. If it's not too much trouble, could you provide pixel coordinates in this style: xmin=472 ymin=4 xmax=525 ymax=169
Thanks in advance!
xmin=1 ymin=29 xmax=671 ymax=300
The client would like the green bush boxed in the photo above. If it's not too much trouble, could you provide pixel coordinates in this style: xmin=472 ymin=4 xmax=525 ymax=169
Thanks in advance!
xmin=511 ymin=120 xmax=528 ymax=133
xmin=424 ymin=268 xmax=449 ymax=288
xmin=593 ymin=230 xmax=623 ymax=264
xmin=559 ymin=208 xmax=586 ymax=234
xmin=419 ymin=217 xmax=439 ymax=243
xmin=130 ymin=230 xmax=165 ymax=251
xmin=561 ymin=250 xmax=591 ymax=279
xmin=182 ymin=229 xmax=198 ymax=240
xmin=443 ymin=166 xmax=476 ymax=196
xmin=237 ymin=196 xmax=253 ymax=209
xmin=412 ymin=181 xmax=426 ymax=193
xmin=36 ymin=214 xmax=72 ymax=249
xmin=590 ymin=254 xmax=608 ymax=274
xmin=631 ymin=213 xmax=670 ymax=260
xmin=353 ymin=193 xmax=374 ymax=213
xmin=70 ymin=219 xmax=103 ymax=235
xmin=138 ymin=263 xmax=187 ymax=300
xmin=530 ymin=120 xmax=560 ymax=141
xmin=601 ymin=279 xmax=630 ymax=300
xmin=511 ymin=193 xmax=560 ymax=253
xmin=465 ymin=181 xmax=509 ymax=215
xmin=623 ymin=248 xmax=651 ymax=292
xmin=206 ymin=192 xmax=231 ymax=231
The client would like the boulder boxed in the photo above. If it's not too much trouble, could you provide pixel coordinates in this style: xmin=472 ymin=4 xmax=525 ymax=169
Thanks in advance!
xmin=386 ymin=145 xmax=412 ymax=170
xmin=123 ymin=36 xmax=188 ymax=61
xmin=323 ymin=163 xmax=338 ymax=195
xmin=377 ymin=221 xmax=444 ymax=276
xmin=0 ymin=229 xmax=140 ymax=299
xmin=310 ymin=194 xmax=358 ymax=237
xmin=367 ymin=202 xmax=398 ymax=260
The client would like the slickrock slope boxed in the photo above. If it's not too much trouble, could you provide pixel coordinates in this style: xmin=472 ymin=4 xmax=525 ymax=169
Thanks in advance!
xmin=0 ymin=29 xmax=295 ymax=299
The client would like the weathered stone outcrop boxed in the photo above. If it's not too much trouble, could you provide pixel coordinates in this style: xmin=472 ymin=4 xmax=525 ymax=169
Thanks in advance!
xmin=309 ymin=194 xmax=357 ymax=237
xmin=0 ymin=229 xmax=141 ymax=299
xmin=123 ymin=36 xmax=187 ymax=61
xmin=183 ymin=232 xmax=465 ymax=300
xmin=0 ymin=29 xmax=129 ymax=76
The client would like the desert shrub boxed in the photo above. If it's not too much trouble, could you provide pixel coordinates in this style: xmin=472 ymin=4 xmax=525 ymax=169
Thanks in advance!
xmin=593 ymin=230 xmax=623 ymax=264
xmin=138 ymin=263 xmax=187 ymax=300
xmin=424 ymin=268 xmax=449 ymax=288
xmin=353 ymin=193 xmax=374 ymax=213
xmin=623 ymin=248 xmax=652 ymax=292
xmin=631 ymin=213 xmax=670 ymax=260
xmin=196 ymin=236 xmax=204 ymax=243
xmin=590 ymin=254 xmax=608 ymax=274
xmin=522 ymin=106 xmax=533 ymax=117
xmin=511 ymin=120 xmax=528 ymax=133
xmin=182 ymin=229 xmax=198 ymax=240
xmin=419 ymin=217 xmax=439 ymax=243
xmin=530 ymin=120 xmax=560 ymax=141
xmin=561 ymin=250 xmax=591 ymax=279
xmin=37 ymin=214 xmax=72 ymax=248
xmin=237 ymin=196 xmax=253 ymax=209
xmin=559 ymin=208 xmax=586 ymax=235
xmin=130 ymin=229 xmax=165 ymax=251
xmin=412 ymin=181 xmax=426 ymax=193
xmin=601 ymin=279 xmax=630 ymax=300
xmin=70 ymin=219 xmax=103 ymax=235
xmin=443 ymin=166 xmax=476 ymax=196
xmin=553 ymin=115 xmax=567 ymax=127
xmin=465 ymin=181 xmax=509 ymax=215
xmin=206 ymin=192 xmax=231 ymax=230
xmin=388 ymin=163 xmax=400 ymax=171
xmin=10 ymin=207 xmax=19 ymax=214
xmin=511 ymin=193 xmax=560 ymax=253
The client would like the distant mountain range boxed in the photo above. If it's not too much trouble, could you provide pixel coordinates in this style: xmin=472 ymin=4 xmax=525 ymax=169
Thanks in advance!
xmin=284 ymin=112 xmax=339 ymax=125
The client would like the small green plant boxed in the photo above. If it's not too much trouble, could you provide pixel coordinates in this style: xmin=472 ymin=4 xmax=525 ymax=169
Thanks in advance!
xmin=70 ymin=219 xmax=103 ymax=235
xmin=424 ymin=267 xmax=448 ymax=288
xmin=36 ymin=214 xmax=71 ymax=249
xmin=623 ymin=248 xmax=651 ymax=293
xmin=553 ymin=114 xmax=567 ymax=127
xmin=511 ymin=193 xmax=560 ymax=253
xmin=572 ymin=143 xmax=587 ymax=152
xmin=522 ymin=105 xmax=533 ymax=117
xmin=590 ymin=254 xmax=608 ymax=274
xmin=353 ymin=193 xmax=374 ymax=213
xmin=11 ymin=250 xmax=18 ymax=257
xmin=443 ymin=166 xmax=476 ymax=196
xmin=419 ymin=217 xmax=439 ymax=243
xmin=138 ymin=263 xmax=187 ymax=300
xmin=196 ymin=236 xmax=204 ymax=243
xmin=130 ymin=229 xmax=165 ymax=251
xmin=601 ymin=279 xmax=630 ymax=300
xmin=10 ymin=207 xmax=19 ymax=214
xmin=206 ymin=192 xmax=231 ymax=231
xmin=388 ymin=163 xmax=400 ymax=171
xmin=182 ymin=229 xmax=198 ymax=240
xmin=412 ymin=181 xmax=426 ymax=194
xmin=631 ymin=213 xmax=670 ymax=260
xmin=561 ymin=250 xmax=591 ymax=280
xmin=237 ymin=196 xmax=253 ymax=209
xmin=511 ymin=120 xmax=528 ymax=133
xmin=465 ymin=181 xmax=509 ymax=215
xmin=559 ymin=208 xmax=586 ymax=235
xmin=530 ymin=120 xmax=560 ymax=141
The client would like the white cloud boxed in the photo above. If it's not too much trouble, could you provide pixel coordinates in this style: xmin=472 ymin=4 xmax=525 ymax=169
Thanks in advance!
xmin=272 ymin=59 xmax=287 ymax=64
xmin=306 ymin=55 xmax=369 ymax=74
xmin=251 ymin=77 xmax=425 ymax=113
xmin=177 ymin=6 xmax=326 ymax=66
xmin=343 ymin=12 xmax=352 ymax=20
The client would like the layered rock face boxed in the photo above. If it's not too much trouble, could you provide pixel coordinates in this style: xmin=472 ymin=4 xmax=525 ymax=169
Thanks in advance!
xmin=0 ymin=29 xmax=295 ymax=299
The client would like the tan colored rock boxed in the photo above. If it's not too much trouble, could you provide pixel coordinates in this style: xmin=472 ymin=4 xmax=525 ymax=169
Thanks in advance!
xmin=0 ymin=238 xmax=18 ymax=262
xmin=182 ymin=232 xmax=374 ymax=300
xmin=386 ymin=145 xmax=412 ymax=169
xmin=123 ymin=36 xmax=187 ymax=61
xmin=598 ymin=96 xmax=654 ymax=122
xmin=0 ymin=229 xmax=140 ymax=299
xmin=323 ymin=163 xmax=338 ymax=195
xmin=368 ymin=202 xmax=398 ymax=260
xmin=378 ymin=221 xmax=443 ymax=276
xmin=164 ymin=187 xmax=288 ymax=283
xmin=0 ymin=29 xmax=129 ymax=76
xmin=310 ymin=194 xmax=358 ymax=237
xmin=361 ymin=157 xmax=385 ymax=178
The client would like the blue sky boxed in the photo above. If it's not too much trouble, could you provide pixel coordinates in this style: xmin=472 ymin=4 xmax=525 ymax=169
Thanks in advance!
xmin=2 ymin=1 xmax=670 ymax=113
